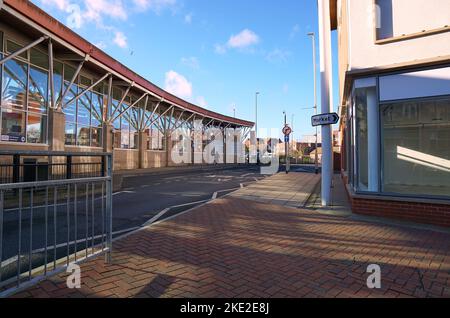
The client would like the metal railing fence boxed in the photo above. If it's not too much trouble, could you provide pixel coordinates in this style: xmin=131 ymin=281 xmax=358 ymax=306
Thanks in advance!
xmin=0 ymin=151 xmax=106 ymax=184
xmin=0 ymin=151 xmax=113 ymax=297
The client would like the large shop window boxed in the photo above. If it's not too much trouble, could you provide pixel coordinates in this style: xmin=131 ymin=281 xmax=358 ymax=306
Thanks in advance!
xmin=1 ymin=41 xmax=48 ymax=144
xmin=63 ymin=73 xmax=104 ymax=147
xmin=381 ymin=97 xmax=450 ymax=197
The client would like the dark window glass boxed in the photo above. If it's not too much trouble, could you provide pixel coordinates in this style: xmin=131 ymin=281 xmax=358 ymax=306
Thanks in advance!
xmin=64 ymin=64 xmax=75 ymax=82
xmin=6 ymin=40 xmax=27 ymax=60
xmin=1 ymin=110 xmax=26 ymax=143
xmin=65 ymin=122 xmax=76 ymax=145
xmin=30 ymin=48 xmax=49 ymax=69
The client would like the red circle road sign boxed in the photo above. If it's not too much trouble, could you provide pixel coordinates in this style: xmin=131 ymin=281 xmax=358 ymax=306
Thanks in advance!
xmin=282 ymin=125 xmax=292 ymax=136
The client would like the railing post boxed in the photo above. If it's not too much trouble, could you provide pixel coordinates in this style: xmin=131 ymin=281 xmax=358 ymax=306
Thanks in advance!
xmin=101 ymin=155 xmax=106 ymax=177
xmin=66 ymin=155 xmax=72 ymax=180
xmin=105 ymin=153 xmax=113 ymax=263
xmin=13 ymin=154 xmax=20 ymax=183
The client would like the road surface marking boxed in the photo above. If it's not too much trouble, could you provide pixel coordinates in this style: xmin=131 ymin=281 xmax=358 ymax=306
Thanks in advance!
xmin=170 ymin=199 xmax=209 ymax=208
xmin=113 ymin=191 xmax=136 ymax=196
xmin=143 ymin=208 xmax=170 ymax=226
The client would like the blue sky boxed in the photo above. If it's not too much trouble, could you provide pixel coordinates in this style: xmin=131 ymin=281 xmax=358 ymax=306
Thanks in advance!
xmin=34 ymin=0 xmax=338 ymax=141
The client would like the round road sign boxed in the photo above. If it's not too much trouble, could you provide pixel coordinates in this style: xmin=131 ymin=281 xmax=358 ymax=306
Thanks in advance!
xmin=282 ymin=125 xmax=292 ymax=136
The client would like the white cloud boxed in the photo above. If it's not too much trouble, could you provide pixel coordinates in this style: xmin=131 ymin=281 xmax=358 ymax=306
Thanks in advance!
xmin=266 ymin=48 xmax=292 ymax=63
xmin=132 ymin=0 xmax=177 ymax=13
xmin=95 ymin=41 xmax=107 ymax=50
xmin=165 ymin=71 xmax=192 ymax=99
xmin=214 ymin=44 xmax=227 ymax=55
xmin=227 ymin=29 xmax=260 ymax=49
xmin=181 ymin=57 xmax=199 ymax=70
xmin=196 ymin=96 xmax=208 ymax=108
xmin=42 ymin=0 xmax=70 ymax=10
xmin=215 ymin=29 xmax=260 ymax=54
xmin=184 ymin=13 xmax=192 ymax=24
xmin=38 ymin=0 xmax=177 ymax=47
xmin=84 ymin=0 xmax=128 ymax=22
xmin=289 ymin=24 xmax=300 ymax=39
xmin=113 ymin=31 xmax=128 ymax=48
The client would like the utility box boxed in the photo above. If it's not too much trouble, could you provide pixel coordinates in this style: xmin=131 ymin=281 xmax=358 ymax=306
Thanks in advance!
xmin=23 ymin=158 xmax=49 ymax=182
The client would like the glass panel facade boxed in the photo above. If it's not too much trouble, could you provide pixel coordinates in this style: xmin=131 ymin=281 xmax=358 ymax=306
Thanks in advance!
xmin=344 ymin=71 xmax=450 ymax=199
xmin=1 ymin=39 xmax=48 ymax=144
xmin=62 ymin=73 xmax=103 ymax=147
xmin=27 ymin=112 xmax=46 ymax=143
xmin=2 ymin=59 xmax=28 ymax=111
xmin=28 ymin=66 xmax=48 ymax=114
xmin=121 ymin=106 xmax=131 ymax=149
xmin=381 ymin=97 xmax=450 ymax=197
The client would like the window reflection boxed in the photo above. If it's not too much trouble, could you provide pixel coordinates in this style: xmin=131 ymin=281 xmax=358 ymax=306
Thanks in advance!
xmin=1 ymin=51 xmax=48 ymax=144
xmin=382 ymin=97 xmax=450 ymax=197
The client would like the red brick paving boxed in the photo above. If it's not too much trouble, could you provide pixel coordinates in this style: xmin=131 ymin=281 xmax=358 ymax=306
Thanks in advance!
xmin=12 ymin=197 xmax=450 ymax=298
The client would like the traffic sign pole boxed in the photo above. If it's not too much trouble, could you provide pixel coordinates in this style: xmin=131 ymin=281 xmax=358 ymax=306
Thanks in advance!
xmin=283 ymin=124 xmax=291 ymax=174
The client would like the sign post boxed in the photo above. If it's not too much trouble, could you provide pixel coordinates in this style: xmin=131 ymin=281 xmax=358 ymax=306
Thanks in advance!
xmin=282 ymin=125 xmax=292 ymax=174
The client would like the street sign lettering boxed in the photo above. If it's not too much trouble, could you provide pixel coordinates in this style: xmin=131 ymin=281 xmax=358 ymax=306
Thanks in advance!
xmin=311 ymin=113 xmax=339 ymax=127
xmin=284 ymin=135 xmax=289 ymax=143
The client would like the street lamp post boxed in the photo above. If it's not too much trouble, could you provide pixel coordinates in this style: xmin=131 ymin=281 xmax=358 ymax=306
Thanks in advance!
xmin=255 ymin=92 xmax=260 ymax=164
xmin=308 ymin=32 xmax=319 ymax=175
xmin=255 ymin=92 xmax=260 ymax=136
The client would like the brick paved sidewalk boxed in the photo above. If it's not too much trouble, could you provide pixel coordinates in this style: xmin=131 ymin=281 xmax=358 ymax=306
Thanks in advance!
xmin=231 ymin=172 xmax=320 ymax=208
xmin=13 ymin=196 xmax=450 ymax=298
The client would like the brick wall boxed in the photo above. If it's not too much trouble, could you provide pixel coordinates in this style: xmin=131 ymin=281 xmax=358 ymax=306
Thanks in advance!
xmin=351 ymin=198 xmax=450 ymax=228
xmin=342 ymin=174 xmax=450 ymax=228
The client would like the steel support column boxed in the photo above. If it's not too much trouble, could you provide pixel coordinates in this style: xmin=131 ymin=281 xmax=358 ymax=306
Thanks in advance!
xmin=58 ymin=57 xmax=88 ymax=109
xmin=64 ymin=72 xmax=111 ymax=109
xmin=0 ymin=36 xmax=48 ymax=65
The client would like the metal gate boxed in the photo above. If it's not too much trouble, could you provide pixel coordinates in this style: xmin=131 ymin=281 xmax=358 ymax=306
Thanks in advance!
xmin=0 ymin=151 xmax=113 ymax=297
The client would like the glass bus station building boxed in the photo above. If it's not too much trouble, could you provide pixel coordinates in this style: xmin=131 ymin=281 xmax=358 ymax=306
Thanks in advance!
xmin=0 ymin=0 xmax=253 ymax=175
